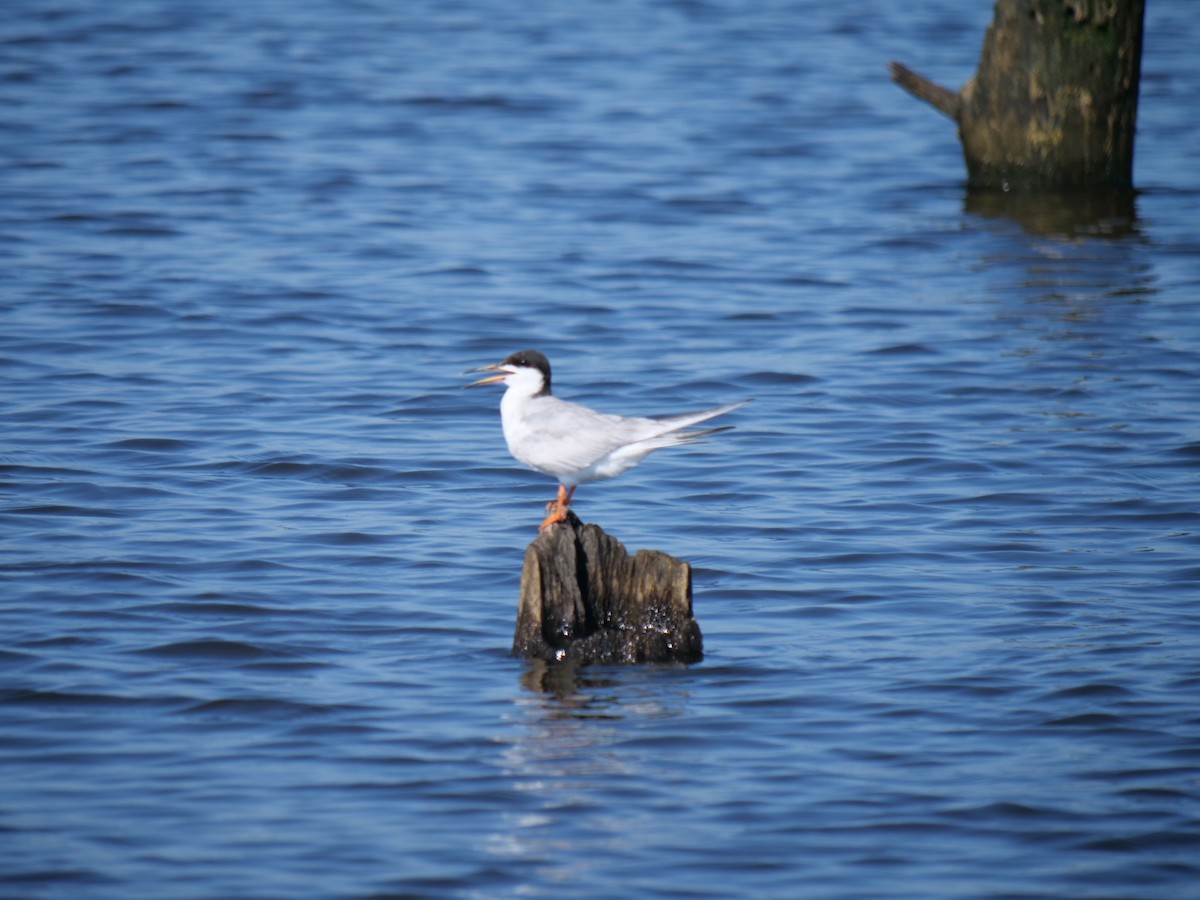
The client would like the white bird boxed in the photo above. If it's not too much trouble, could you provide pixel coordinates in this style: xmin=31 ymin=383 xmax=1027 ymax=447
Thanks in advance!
xmin=466 ymin=349 xmax=748 ymax=531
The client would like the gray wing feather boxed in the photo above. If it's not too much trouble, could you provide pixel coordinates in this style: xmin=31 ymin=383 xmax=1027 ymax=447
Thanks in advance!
xmin=515 ymin=397 xmax=748 ymax=476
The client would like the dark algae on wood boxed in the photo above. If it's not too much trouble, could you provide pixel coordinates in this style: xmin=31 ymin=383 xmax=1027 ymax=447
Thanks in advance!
xmin=513 ymin=512 xmax=703 ymax=664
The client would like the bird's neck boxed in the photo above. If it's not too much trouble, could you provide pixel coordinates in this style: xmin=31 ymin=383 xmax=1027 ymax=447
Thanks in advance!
xmin=501 ymin=368 xmax=550 ymax=401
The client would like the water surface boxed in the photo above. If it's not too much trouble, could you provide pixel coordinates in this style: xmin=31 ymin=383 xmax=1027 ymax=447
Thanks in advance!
xmin=2 ymin=1 xmax=1199 ymax=896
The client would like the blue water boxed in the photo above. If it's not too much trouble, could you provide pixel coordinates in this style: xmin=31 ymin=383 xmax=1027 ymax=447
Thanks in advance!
xmin=3 ymin=1 xmax=1199 ymax=896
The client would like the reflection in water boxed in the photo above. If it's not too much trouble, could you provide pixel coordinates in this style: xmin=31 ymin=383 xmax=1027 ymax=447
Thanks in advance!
xmin=516 ymin=658 xmax=692 ymax=720
xmin=964 ymin=188 xmax=1139 ymax=240
xmin=961 ymin=182 xmax=1169 ymax=578
xmin=967 ymin=183 xmax=1156 ymax=328
xmin=518 ymin=659 xmax=618 ymax=712
xmin=488 ymin=662 xmax=694 ymax=884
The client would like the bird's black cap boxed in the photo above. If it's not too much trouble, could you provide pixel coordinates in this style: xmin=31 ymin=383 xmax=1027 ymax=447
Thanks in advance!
xmin=502 ymin=350 xmax=552 ymax=394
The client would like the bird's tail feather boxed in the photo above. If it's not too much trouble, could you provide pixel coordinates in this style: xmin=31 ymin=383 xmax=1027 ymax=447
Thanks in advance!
xmin=671 ymin=423 xmax=735 ymax=444
xmin=636 ymin=400 xmax=749 ymax=450
xmin=650 ymin=399 xmax=750 ymax=432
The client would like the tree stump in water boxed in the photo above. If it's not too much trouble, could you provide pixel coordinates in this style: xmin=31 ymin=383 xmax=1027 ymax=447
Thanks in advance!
xmin=513 ymin=511 xmax=703 ymax=664
xmin=891 ymin=0 xmax=1145 ymax=190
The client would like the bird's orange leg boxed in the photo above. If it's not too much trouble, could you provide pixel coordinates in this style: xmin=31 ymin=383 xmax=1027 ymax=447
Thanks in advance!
xmin=538 ymin=485 xmax=576 ymax=531
xmin=543 ymin=486 xmax=577 ymax=512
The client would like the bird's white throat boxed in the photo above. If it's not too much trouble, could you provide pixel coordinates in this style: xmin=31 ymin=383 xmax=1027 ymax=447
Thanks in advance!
xmin=499 ymin=365 xmax=548 ymax=400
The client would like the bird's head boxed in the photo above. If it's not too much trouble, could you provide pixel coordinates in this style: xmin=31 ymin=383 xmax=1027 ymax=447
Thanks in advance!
xmin=464 ymin=349 xmax=552 ymax=396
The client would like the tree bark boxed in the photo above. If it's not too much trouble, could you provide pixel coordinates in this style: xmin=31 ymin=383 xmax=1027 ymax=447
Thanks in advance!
xmin=891 ymin=0 xmax=1145 ymax=190
xmin=512 ymin=512 xmax=703 ymax=664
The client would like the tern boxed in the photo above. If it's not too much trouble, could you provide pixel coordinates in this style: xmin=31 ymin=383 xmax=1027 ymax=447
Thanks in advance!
xmin=466 ymin=349 xmax=748 ymax=531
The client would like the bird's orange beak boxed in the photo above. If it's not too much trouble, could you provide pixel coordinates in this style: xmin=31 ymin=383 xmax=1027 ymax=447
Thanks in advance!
xmin=463 ymin=363 xmax=511 ymax=388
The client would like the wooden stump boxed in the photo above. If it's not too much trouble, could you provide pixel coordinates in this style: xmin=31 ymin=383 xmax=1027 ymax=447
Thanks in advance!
xmin=891 ymin=0 xmax=1145 ymax=190
xmin=512 ymin=512 xmax=703 ymax=664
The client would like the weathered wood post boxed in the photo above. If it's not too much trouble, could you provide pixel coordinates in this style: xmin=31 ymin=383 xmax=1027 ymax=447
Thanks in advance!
xmin=512 ymin=512 xmax=703 ymax=664
xmin=891 ymin=0 xmax=1145 ymax=190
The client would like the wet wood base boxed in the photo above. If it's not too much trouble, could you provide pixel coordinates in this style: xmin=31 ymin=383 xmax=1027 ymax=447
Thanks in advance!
xmin=513 ymin=511 xmax=703 ymax=664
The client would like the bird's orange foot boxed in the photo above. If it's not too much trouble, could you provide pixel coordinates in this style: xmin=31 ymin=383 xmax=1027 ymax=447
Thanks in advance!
xmin=538 ymin=506 xmax=568 ymax=532
xmin=538 ymin=485 xmax=576 ymax=531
